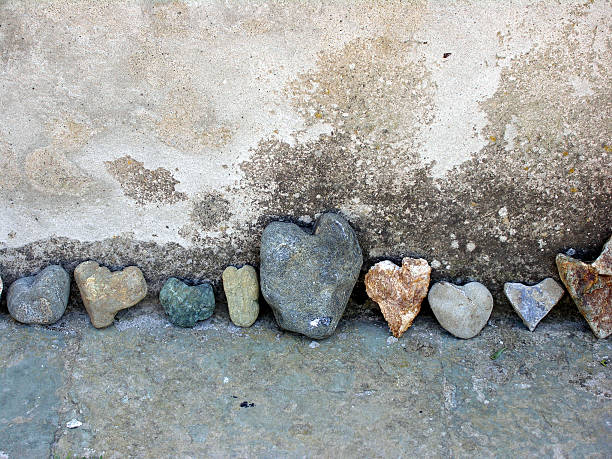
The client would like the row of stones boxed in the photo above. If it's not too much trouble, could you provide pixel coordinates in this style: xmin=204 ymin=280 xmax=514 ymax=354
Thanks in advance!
xmin=0 ymin=213 xmax=610 ymax=339
xmin=0 ymin=261 xmax=259 ymax=329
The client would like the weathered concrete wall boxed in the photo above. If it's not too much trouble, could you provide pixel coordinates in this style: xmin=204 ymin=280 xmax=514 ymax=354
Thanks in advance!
xmin=1 ymin=0 xmax=610 ymax=306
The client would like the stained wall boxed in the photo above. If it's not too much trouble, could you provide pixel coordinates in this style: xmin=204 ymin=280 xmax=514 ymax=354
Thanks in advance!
xmin=1 ymin=0 xmax=610 ymax=305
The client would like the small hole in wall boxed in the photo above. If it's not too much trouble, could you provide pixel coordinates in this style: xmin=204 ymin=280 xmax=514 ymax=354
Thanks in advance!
xmin=443 ymin=53 xmax=452 ymax=59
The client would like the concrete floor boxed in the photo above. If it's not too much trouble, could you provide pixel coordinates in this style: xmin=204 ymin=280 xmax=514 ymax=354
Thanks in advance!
xmin=0 ymin=303 xmax=610 ymax=458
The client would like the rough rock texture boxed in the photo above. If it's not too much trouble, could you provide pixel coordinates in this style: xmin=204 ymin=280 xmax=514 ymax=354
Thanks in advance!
xmin=365 ymin=258 xmax=431 ymax=338
xmin=74 ymin=261 xmax=147 ymax=328
xmin=7 ymin=265 xmax=70 ymax=324
xmin=557 ymin=246 xmax=612 ymax=339
xmin=0 ymin=273 xmax=3 ymax=299
xmin=592 ymin=237 xmax=612 ymax=276
xmin=260 ymin=213 xmax=362 ymax=339
xmin=223 ymin=265 xmax=259 ymax=328
xmin=428 ymin=282 xmax=494 ymax=339
xmin=159 ymin=277 xmax=215 ymax=328
xmin=504 ymin=278 xmax=565 ymax=331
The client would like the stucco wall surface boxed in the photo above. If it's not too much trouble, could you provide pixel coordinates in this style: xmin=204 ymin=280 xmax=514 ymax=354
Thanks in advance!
xmin=1 ymin=0 xmax=610 ymax=303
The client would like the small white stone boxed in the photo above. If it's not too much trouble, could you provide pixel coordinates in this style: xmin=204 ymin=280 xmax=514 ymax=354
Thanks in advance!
xmin=499 ymin=235 xmax=508 ymax=242
xmin=466 ymin=242 xmax=476 ymax=252
xmin=373 ymin=260 xmax=400 ymax=272
xmin=386 ymin=336 xmax=398 ymax=345
xmin=223 ymin=377 xmax=229 ymax=384
xmin=498 ymin=207 xmax=508 ymax=217
xmin=431 ymin=259 xmax=441 ymax=269
xmin=66 ymin=419 xmax=82 ymax=429
xmin=309 ymin=341 xmax=320 ymax=349
xmin=298 ymin=215 xmax=313 ymax=224
xmin=451 ymin=240 xmax=459 ymax=249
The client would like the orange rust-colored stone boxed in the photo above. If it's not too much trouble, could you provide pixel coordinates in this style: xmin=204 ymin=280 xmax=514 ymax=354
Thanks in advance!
xmin=365 ymin=257 xmax=431 ymax=338
xmin=556 ymin=238 xmax=612 ymax=339
xmin=592 ymin=237 xmax=612 ymax=276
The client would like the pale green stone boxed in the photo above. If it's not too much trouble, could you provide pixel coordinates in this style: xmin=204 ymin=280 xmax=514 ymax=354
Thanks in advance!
xmin=223 ymin=265 xmax=259 ymax=327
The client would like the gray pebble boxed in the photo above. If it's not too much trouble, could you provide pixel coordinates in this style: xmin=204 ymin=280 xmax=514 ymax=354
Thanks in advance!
xmin=504 ymin=278 xmax=564 ymax=331
xmin=7 ymin=265 xmax=70 ymax=325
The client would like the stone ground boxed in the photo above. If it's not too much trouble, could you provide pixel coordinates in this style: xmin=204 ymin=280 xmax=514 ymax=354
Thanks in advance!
xmin=0 ymin=302 xmax=610 ymax=458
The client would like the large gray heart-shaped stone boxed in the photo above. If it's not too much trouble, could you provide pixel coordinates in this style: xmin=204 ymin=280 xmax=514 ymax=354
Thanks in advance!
xmin=428 ymin=281 xmax=493 ymax=339
xmin=7 ymin=265 xmax=70 ymax=325
xmin=260 ymin=212 xmax=362 ymax=339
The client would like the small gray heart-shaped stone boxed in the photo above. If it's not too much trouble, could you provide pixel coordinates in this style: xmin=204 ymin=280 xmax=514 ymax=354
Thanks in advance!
xmin=7 ymin=265 xmax=70 ymax=324
xmin=260 ymin=212 xmax=362 ymax=339
xmin=428 ymin=281 xmax=493 ymax=339
xmin=504 ymin=278 xmax=564 ymax=331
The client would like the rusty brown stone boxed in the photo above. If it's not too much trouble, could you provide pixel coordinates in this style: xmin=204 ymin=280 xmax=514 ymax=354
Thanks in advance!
xmin=556 ymin=239 xmax=612 ymax=339
xmin=592 ymin=237 xmax=612 ymax=276
xmin=365 ymin=258 xmax=431 ymax=338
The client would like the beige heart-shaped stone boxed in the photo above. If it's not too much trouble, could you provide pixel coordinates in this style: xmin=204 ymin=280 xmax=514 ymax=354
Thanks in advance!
xmin=365 ymin=258 xmax=431 ymax=338
xmin=74 ymin=260 xmax=147 ymax=328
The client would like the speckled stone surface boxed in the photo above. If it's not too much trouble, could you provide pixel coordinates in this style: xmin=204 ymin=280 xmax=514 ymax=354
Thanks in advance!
xmin=159 ymin=277 xmax=215 ymax=327
xmin=592 ymin=236 xmax=612 ymax=276
xmin=74 ymin=261 xmax=147 ymax=328
xmin=504 ymin=278 xmax=565 ymax=331
xmin=223 ymin=265 xmax=259 ymax=328
xmin=365 ymin=258 xmax=431 ymax=338
xmin=557 ymin=240 xmax=612 ymax=339
xmin=7 ymin=265 xmax=70 ymax=324
xmin=428 ymin=281 xmax=494 ymax=339
xmin=260 ymin=212 xmax=362 ymax=339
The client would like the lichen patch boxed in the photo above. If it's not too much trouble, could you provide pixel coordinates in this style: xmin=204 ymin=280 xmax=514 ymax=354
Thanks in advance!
xmin=104 ymin=155 xmax=187 ymax=205
xmin=25 ymin=147 xmax=93 ymax=196
xmin=152 ymin=87 xmax=234 ymax=153
xmin=288 ymin=36 xmax=436 ymax=148
xmin=189 ymin=192 xmax=232 ymax=230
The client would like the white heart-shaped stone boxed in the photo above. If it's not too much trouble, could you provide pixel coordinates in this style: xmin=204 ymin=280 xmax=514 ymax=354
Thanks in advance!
xmin=428 ymin=281 xmax=493 ymax=339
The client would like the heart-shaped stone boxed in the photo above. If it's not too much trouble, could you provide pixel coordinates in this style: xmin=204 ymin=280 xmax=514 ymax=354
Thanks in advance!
xmin=74 ymin=260 xmax=147 ymax=328
xmin=7 ymin=265 xmax=70 ymax=324
xmin=556 ymin=236 xmax=611 ymax=339
xmin=223 ymin=265 xmax=260 ymax=328
xmin=260 ymin=212 xmax=362 ymax=339
xmin=504 ymin=278 xmax=564 ymax=331
xmin=159 ymin=277 xmax=215 ymax=327
xmin=428 ymin=281 xmax=493 ymax=339
xmin=365 ymin=258 xmax=431 ymax=338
